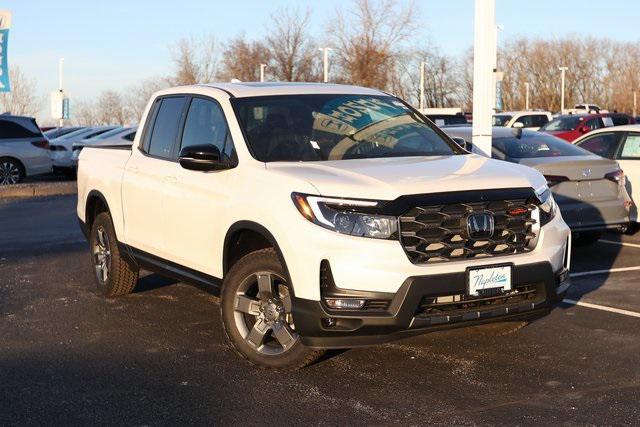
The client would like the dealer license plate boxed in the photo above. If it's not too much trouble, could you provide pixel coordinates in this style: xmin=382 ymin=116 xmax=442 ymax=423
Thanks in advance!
xmin=468 ymin=265 xmax=512 ymax=296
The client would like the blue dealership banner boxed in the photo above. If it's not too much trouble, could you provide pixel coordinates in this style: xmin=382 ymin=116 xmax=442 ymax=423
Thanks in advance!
xmin=0 ymin=10 xmax=11 ymax=93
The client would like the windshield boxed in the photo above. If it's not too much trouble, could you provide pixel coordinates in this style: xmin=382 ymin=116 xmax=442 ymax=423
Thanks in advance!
xmin=540 ymin=116 xmax=583 ymax=131
xmin=232 ymin=94 xmax=461 ymax=162
xmin=492 ymin=115 xmax=512 ymax=126
xmin=88 ymin=127 xmax=126 ymax=140
xmin=494 ymin=133 xmax=590 ymax=158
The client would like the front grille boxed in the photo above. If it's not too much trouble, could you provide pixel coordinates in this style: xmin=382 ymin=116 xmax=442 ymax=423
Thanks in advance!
xmin=416 ymin=282 xmax=544 ymax=319
xmin=399 ymin=199 xmax=537 ymax=263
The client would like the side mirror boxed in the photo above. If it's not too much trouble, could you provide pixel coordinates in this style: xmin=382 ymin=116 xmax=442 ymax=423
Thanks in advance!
xmin=579 ymin=125 xmax=590 ymax=134
xmin=179 ymin=144 xmax=227 ymax=171
xmin=512 ymin=122 xmax=524 ymax=129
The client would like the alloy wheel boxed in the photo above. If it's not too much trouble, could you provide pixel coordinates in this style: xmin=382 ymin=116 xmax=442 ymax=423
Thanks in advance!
xmin=233 ymin=272 xmax=299 ymax=355
xmin=0 ymin=161 xmax=21 ymax=185
xmin=92 ymin=226 xmax=111 ymax=284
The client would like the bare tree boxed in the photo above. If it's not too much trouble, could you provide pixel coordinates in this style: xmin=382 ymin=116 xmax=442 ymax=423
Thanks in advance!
xmin=95 ymin=90 xmax=129 ymax=125
xmin=265 ymin=8 xmax=318 ymax=81
xmin=0 ymin=66 xmax=41 ymax=116
xmin=328 ymin=0 xmax=417 ymax=90
xmin=126 ymin=76 xmax=170 ymax=122
xmin=72 ymin=100 xmax=98 ymax=126
xmin=218 ymin=35 xmax=271 ymax=82
xmin=170 ymin=35 xmax=219 ymax=85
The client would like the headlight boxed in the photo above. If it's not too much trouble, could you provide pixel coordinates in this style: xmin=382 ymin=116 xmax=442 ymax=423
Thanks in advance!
xmin=291 ymin=193 xmax=398 ymax=239
xmin=535 ymin=186 xmax=557 ymax=225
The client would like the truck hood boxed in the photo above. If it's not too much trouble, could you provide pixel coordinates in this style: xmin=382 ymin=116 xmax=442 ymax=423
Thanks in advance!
xmin=266 ymin=155 xmax=547 ymax=200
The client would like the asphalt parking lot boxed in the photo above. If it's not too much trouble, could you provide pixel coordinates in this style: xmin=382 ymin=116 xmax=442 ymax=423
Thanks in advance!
xmin=1 ymin=195 xmax=639 ymax=425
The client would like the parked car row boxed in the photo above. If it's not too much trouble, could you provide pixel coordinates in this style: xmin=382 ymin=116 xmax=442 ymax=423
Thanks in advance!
xmin=0 ymin=116 xmax=138 ymax=185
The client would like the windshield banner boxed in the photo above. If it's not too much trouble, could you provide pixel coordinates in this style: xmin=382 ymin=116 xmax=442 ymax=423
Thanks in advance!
xmin=0 ymin=10 xmax=11 ymax=92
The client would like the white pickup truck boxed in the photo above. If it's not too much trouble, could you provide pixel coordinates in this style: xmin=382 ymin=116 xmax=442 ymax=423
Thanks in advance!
xmin=77 ymin=82 xmax=571 ymax=369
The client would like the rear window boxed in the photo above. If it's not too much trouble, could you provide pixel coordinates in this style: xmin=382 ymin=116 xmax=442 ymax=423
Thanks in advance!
xmin=540 ymin=116 xmax=583 ymax=132
xmin=426 ymin=114 xmax=468 ymax=126
xmin=494 ymin=133 xmax=590 ymax=159
xmin=611 ymin=115 xmax=631 ymax=126
xmin=0 ymin=117 xmax=43 ymax=139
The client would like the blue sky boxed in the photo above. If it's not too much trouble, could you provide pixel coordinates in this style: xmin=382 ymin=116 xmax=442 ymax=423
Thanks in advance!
xmin=4 ymin=0 xmax=640 ymax=119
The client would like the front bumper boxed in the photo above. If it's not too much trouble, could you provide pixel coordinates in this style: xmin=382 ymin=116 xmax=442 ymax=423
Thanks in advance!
xmin=292 ymin=261 xmax=570 ymax=349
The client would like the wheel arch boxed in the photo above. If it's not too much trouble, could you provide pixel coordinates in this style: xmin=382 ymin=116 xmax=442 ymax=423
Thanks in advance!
xmin=85 ymin=190 xmax=112 ymax=232
xmin=223 ymin=221 xmax=294 ymax=294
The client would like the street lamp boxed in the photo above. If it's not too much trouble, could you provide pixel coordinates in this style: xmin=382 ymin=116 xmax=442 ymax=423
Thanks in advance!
xmin=318 ymin=47 xmax=332 ymax=83
xmin=559 ymin=66 xmax=568 ymax=113
xmin=259 ymin=63 xmax=267 ymax=82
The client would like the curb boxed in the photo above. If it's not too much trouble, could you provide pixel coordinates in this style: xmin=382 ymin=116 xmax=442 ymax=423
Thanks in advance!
xmin=0 ymin=181 xmax=77 ymax=199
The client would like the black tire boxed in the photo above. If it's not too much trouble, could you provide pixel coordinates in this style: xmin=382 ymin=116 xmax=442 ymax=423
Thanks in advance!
xmin=220 ymin=248 xmax=324 ymax=370
xmin=573 ymin=231 xmax=602 ymax=247
xmin=90 ymin=212 xmax=139 ymax=297
xmin=0 ymin=157 xmax=24 ymax=185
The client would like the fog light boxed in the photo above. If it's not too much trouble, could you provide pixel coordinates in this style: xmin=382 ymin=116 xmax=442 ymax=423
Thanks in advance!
xmin=324 ymin=298 xmax=366 ymax=310
xmin=322 ymin=318 xmax=336 ymax=328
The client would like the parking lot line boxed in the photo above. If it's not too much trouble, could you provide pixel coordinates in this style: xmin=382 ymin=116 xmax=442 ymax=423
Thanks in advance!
xmin=563 ymin=299 xmax=640 ymax=319
xmin=599 ymin=239 xmax=640 ymax=249
xmin=570 ymin=265 xmax=640 ymax=278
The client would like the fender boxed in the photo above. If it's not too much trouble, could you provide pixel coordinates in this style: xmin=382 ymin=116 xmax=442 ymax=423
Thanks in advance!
xmin=223 ymin=220 xmax=295 ymax=297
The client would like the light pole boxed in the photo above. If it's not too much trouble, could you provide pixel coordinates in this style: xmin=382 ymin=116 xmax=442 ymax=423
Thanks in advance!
xmin=419 ymin=60 xmax=425 ymax=111
xmin=559 ymin=66 xmax=568 ymax=113
xmin=259 ymin=64 xmax=266 ymax=82
xmin=524 ymin=82 xmax=530 ymax=110
xmin=318 ymin=48 xmax=332 ymax=83
xmin=634 ymin=90 xmax=637 ymax=117
xmin=58 ymin=58 xmax=64 ymax=127
xmin=471 ymin=0 xmax=496 ymax=157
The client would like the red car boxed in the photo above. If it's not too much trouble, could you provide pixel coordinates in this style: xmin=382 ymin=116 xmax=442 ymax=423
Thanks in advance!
xmin=540 ymin=113 xmax=635 ymax=142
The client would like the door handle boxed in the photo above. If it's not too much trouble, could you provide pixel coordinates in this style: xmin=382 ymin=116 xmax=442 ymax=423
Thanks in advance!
xmin=164 ymin=176 xmax=177 ymax=184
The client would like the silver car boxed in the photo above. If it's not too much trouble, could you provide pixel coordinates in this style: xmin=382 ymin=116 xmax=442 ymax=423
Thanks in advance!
xmin=443 ymin=126 xmax=631 ymax=245
xmin=71 ymin=126 xmax=137 ymax=165
xmin=0 ymin=114 xmax=52 ymax=185
xmin=49 ymin=126 xmax=118 ymax=172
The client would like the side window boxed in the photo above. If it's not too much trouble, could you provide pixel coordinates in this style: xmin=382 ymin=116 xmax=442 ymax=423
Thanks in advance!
xmin=180 ymin=97 xmax=236 ymax=163
xmin=576 ymin=132 xmax=621 ymax=159
xmin=518 ymin=115 xmax=534 ymax=127
xmin=620 ymin=133 xmax=640 ymax=159
xmin=586 ymin=118 xmax=603 ymax=130
xmin=611 ymin=115 xmax=629 ymax=126
xmin=533 ymin=115 xmax=549 ymax=127
xmin=146 ymin=97 xmax=187 ymax=159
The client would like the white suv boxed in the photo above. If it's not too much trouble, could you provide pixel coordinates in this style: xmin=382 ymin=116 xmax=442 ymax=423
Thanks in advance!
xmin=77 ymin=83 xmax=571 ymax=369
xmin=493 ymin=111 xmax=553 ymax=131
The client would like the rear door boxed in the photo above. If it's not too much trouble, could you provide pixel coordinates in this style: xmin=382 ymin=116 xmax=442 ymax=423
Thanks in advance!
xmin=121 ymin=96 xmax=188 ymax=257
xmin=616 ymin=132 xmax=640 ymax=221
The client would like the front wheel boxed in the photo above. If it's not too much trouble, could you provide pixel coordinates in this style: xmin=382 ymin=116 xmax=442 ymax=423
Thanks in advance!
xmin=221 ymin=248 xmax=324 ymax=370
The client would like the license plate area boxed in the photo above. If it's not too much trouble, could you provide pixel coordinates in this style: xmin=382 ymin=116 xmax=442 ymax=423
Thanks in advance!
xmin=467 ymin=264 xmax=513 ymax=297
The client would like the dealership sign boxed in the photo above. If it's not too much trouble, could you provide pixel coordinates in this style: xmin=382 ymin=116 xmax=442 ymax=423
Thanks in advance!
xmin=0 ymin=10 xmax=11 ymax=92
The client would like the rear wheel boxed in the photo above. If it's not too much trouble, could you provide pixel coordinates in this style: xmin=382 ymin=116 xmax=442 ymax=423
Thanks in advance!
xmin=221 ymin=248 xmax=324 ymax=370
xmin=0 ymin=158 xmax=24 ymax=185
xmin=90 ymin=212 xmax=139 ymax=297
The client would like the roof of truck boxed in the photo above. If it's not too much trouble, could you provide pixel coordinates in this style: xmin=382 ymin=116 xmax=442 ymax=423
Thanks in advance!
xmin=197 ymin=82 xmax=387 ymax=98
